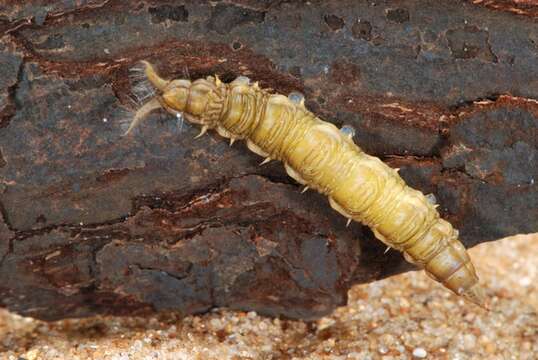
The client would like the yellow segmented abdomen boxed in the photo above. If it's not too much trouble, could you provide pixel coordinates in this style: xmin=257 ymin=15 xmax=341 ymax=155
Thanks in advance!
xmin=214 ymin=85 xmax=484 ymax=307
xmin=130 ymin=62 xmax=487 ymax=308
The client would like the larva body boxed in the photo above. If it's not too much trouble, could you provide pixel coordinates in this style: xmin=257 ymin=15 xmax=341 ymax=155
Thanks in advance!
xmin=126 ymin=61 xmax=487 ymax=308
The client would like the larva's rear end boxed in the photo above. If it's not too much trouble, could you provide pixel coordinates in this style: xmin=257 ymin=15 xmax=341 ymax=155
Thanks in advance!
xmin=270 ymin=113 xmax=487 ymax=308
xmin=125 ymin=61 xmax=488 ymax=309
xmin=324 ymin=149 xmax=485 ymax=305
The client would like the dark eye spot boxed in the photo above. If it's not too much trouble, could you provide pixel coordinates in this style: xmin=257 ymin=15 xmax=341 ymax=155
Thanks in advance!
xmin=324 ymin=14 xmax=345 ymax=31
xmin=232 ymin=41 xmax=243 ymax=50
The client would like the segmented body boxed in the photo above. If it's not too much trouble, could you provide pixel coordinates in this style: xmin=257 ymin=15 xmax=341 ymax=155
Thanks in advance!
xmin=126 ymin=61 xmax=487 ymax=308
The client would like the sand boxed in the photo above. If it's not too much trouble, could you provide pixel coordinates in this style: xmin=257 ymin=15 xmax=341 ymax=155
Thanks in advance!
xmin=1 ymin=234 xmax=537 ymax=360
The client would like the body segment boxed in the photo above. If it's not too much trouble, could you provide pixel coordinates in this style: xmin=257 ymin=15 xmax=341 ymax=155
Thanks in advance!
xmin=126 ymin=61 xmax=487 ymax=308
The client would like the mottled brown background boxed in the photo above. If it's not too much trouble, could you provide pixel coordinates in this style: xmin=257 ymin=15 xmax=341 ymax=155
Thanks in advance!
xmin=0 ymin=0 xmax=536 ymax=321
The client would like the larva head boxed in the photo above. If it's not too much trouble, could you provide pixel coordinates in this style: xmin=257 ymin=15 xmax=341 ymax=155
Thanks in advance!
xmin=161 ymin=78 xmax=217 ymax=124
xmin=160 ymin=79 xmax=191 ymax=112
xmin=124 ymin=62 xmax=221 ymax=135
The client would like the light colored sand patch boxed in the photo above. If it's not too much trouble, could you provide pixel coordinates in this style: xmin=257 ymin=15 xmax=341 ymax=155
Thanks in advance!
xmin=1 ymin=234 xmax=537 ymax=359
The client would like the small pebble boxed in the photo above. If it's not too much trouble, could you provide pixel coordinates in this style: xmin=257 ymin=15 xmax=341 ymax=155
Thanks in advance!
xmin=412 ymin=347 xmax=427 ymax=358
xmin=378 ymin=345 xmax=388 ymax=354
xmin=210 ymin=318 xmax=222 ymax=329
xmin=247 ymin=311 xmax=257 ymax=319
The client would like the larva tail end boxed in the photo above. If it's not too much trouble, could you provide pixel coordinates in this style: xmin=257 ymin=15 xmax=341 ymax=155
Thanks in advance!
xmin=122 ymin=98 xmax=163 ymax=136
xmin=460 ymin=283 xmax=490 ymax=310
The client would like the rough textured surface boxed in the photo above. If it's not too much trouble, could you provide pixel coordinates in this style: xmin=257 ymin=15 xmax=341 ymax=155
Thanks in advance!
xmin=0 ymin=0 xmax=537 ymax=320
xmin=1 ymin=234 xmax=537 ymax=359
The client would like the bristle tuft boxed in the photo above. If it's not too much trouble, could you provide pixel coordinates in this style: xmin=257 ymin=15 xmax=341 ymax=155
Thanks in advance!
xmin=129 ymin=63 xmax=156 ymax=106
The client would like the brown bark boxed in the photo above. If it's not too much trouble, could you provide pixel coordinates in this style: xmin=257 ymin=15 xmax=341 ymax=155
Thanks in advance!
xmin=0 ymin=0 xmax=536 ymax=320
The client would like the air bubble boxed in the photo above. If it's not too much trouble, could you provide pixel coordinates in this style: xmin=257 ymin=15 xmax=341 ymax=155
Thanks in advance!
xmin=340 ymin=124 xmax=356 ymax=139
xmin=288 ymin=91 xmax=304 ymax=104
xmin=425 ymin=193 xmax=437 ymax=205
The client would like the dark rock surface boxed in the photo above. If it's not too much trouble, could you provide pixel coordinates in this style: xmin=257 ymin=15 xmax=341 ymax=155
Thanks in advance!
xmin=0 ymin=0 xmax=536 ymax=320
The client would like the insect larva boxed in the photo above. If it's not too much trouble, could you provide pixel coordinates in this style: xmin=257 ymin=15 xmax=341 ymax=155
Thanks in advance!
xmin=124 ymin=61 xmax=488 ymax=309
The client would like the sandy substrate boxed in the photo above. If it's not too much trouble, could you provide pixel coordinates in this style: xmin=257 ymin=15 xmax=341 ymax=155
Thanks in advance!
xmin=1 ymin=234 xmax=537 ymax=360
